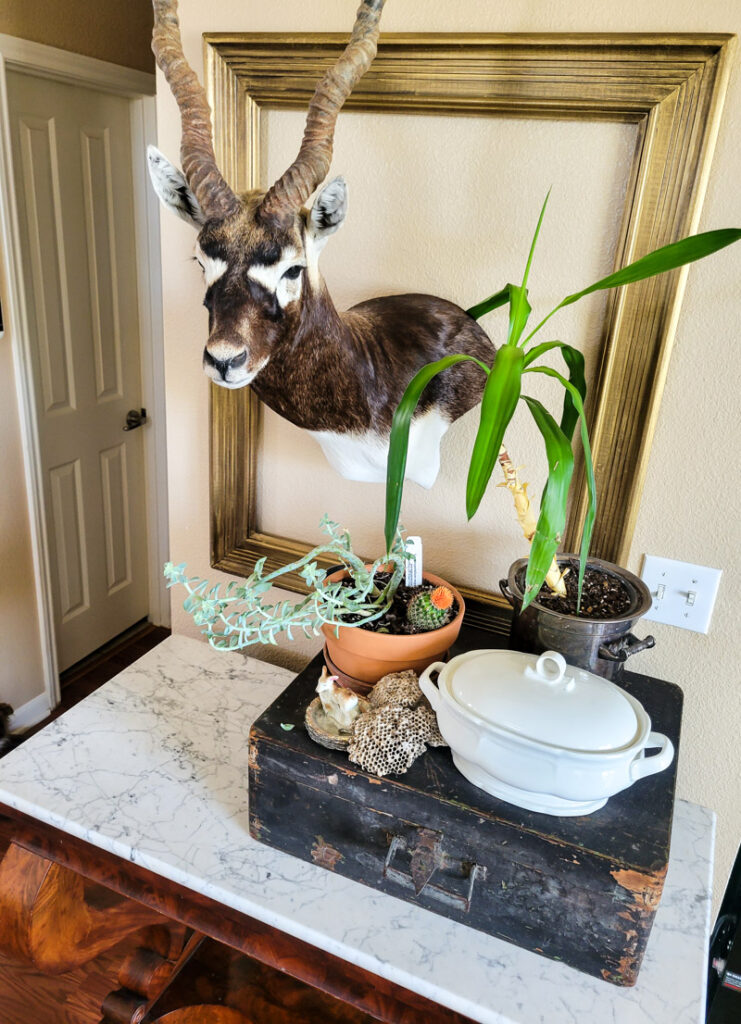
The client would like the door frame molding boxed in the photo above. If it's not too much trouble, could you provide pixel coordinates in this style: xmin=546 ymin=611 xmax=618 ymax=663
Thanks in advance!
xmin=0 ymin=35 xmax=168 ymax=714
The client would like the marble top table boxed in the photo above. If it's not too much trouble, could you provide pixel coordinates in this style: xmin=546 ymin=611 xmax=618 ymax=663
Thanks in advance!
xmin=0 ymin=635 xmax=713 ymax=1024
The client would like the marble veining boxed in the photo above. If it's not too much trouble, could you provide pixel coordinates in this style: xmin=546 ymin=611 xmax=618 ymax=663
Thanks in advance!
xmin=0 ymin=635 xmax=713 ymax=1024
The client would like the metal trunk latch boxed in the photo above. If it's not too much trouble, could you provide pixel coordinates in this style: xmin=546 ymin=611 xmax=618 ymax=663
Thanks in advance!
xmin=383 ymin=829 xmax=486 ymax=913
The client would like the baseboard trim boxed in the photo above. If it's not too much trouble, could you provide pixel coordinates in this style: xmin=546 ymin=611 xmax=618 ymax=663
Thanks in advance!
xmin=8 ymin=693 xmax=50 ymax=733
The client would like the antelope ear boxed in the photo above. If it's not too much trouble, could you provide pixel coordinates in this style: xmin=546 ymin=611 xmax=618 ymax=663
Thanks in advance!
xmin=147 ymin=145 xmax=205 ymax=228
xmin=308 ymin=177 xmax=348 ymax=246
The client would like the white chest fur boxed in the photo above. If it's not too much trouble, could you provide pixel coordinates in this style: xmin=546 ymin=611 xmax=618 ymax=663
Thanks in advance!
xmin=309 ymin=407 xmax=450 ymax=488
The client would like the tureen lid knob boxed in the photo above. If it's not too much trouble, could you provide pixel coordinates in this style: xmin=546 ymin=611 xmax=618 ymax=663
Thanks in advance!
xmin=524 ymin=650 xmax=569 ymax=686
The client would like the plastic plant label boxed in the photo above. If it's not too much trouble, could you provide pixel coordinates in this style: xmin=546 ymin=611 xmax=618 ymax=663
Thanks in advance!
xmin=405 ymin=536 xmax=423 ymax=587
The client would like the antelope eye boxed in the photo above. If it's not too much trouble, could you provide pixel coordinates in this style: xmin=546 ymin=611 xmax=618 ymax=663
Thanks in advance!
xmin=283 ymin=264 xmax=303 ymax=280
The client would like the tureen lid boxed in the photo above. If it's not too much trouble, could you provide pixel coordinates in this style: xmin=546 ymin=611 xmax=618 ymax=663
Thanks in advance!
xmin=446 ymin=650 xmax=640 ymax=752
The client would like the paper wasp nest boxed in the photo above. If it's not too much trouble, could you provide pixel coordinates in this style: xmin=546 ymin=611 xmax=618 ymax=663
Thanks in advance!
xmin=347 ymin=670 xmax=446 ymax=777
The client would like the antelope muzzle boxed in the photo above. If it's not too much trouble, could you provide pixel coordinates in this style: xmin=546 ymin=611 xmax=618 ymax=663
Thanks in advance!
xmin=203 ymin=335 xmax=267 ymax=390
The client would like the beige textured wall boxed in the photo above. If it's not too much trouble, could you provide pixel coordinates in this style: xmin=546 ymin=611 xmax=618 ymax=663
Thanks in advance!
xmin=0 ymin=0 xmax=154 ymax=73
xmin=157 ymin=0 xmax=741 ymax=908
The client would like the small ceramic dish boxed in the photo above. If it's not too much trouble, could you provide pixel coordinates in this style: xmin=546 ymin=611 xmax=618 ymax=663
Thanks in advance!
xmin=419 ymin=649 xmax=674 ymax=816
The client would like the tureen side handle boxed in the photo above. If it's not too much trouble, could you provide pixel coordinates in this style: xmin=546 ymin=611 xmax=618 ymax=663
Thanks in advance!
xmin=630 ymin=732 xmax=675 ymax=782
xmin=418 ymin=662 xmax=447 ymax=712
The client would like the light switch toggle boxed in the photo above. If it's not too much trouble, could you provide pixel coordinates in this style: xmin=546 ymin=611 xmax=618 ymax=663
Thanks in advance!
xmin=685 ymin=591 xmax=696 ymax=606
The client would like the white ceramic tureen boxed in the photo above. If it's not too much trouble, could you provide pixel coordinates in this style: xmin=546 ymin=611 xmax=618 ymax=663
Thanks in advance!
xmin=419 ymin=649 xmax=674 ymax=816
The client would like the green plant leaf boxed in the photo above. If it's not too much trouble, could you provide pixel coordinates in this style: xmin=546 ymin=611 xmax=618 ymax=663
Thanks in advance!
xmin=466 ymin=345 xmax=525 ymax=519
xmin=384 ymin=354 xmax=491 ymax=552
xmin=524 ymin=339 xmax=587 ymax=442
xmin=560 ymin=228 xmax=741 ymax=306
xmin=467 ymin=190 xmax=550 ymax=336
xmin=466 ymin=284 xmax=512 ymax=321
xmin=522 ymin=190 xmax=551 ymax=291
xmin=522 ymin=340 xmax=564 ymax=367
xmin=524 ymin=227 xmax=741 ymax=345
xmin=525 ymin=366 xmax=596 ymax=608
xmin=506 ymin=284 xmax=532 ymax=347
xmin=507 ymin=190 xmax=550 ymax=347
xmin=557 ymin=345 xmax=586 ymax=441
xmin=520 ymin=397 xmax=575 ymax=611
xmin=524 ymin=340 xmax=586 ymax=441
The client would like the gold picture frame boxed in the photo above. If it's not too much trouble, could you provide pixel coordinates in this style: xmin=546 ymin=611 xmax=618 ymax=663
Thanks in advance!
xmin=205 ymin=32 xmax=735 ymax=634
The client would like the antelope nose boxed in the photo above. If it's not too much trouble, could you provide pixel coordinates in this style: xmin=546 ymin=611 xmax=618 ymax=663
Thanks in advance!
xmin=204 ymin=349 xmax=248 ymax=380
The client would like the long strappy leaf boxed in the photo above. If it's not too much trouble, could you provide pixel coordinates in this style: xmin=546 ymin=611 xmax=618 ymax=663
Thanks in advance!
xmin=525 ymin=366 xmax=596 ymax=609
xmin=524 ymin=227 xmax=741 ymax=344
xmin=521 ymin=398 xmax=575 ymax=611
xmin=466 ymin=284 xmax=512 ymax=321
xmin=384 ymin=353 xmax=490 ymax=552
xmin=466 ymin=345 xmax=525 ymax=519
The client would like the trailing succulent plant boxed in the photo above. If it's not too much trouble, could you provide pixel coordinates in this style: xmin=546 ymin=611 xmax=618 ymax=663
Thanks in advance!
xmin=406 ymin=586 xmax=455 ymax=631
xmin=164 ymin=515 xmax=410 ymax=650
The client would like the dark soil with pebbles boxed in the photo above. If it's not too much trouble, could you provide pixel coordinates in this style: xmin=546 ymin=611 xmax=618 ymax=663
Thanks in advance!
xmin=531 ymin=566 xmax=632 ymax=618
xmin=338 ymin=573 xmax=458 ymax=634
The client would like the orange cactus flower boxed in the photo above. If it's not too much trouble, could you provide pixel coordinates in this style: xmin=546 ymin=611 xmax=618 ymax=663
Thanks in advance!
xmin=430 ymin=586 xmax=454 ymax=611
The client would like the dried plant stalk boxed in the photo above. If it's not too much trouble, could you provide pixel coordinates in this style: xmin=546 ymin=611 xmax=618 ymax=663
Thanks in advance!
xmin=498 ymin=447 xmax=567 ymax=597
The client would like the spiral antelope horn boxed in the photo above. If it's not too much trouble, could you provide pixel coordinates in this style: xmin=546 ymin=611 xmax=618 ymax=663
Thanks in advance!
xmin=152 ymin=0 xmax=240 ymax=220
xmin=259 ymin=0 xmax=386 ymax=222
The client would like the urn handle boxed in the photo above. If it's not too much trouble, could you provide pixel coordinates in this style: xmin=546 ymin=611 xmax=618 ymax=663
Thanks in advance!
xmin=630 ymin=732 xmax=675 ymax=782
xmin=499 ymin=578 xmax=517 ymax=608
xmin=418 ymin=661 xmax=446 ymax=711
xmin=599 ymin=632 xmax=656 ymax=662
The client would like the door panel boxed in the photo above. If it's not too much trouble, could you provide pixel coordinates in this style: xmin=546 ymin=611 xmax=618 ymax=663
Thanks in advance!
xmin=49 ymin=459 xmax=89 ymax=621
xmin=100 ymin=443 xmax=132 ymax=593
xmin=17 ymin=114 xmax=75 ymax=414
xmin=8 ymin=70 xmax=149 ymax=670
xmin=81 ymin=127 xmax=123 ymax=402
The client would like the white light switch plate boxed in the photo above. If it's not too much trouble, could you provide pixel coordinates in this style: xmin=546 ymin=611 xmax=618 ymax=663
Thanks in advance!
xmin=641 ymin=555 xmax=722 ymax=634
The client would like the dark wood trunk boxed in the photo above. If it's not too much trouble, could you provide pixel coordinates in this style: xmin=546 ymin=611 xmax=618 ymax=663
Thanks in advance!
xmin=249 ymin=627 xmax=683 ymax=987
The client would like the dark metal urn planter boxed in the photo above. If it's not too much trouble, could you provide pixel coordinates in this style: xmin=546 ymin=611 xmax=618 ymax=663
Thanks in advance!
xmin=500 ymin=555 xmax=655 ymax=681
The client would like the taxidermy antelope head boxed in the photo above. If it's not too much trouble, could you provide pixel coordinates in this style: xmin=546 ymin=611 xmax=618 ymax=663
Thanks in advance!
xmin=149 ymin=0 xmax=494 ymax=487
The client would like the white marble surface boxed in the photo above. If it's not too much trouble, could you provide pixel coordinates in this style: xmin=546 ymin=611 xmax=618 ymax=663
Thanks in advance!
xmin=0 ymin=635 xmax=713 ymax=1024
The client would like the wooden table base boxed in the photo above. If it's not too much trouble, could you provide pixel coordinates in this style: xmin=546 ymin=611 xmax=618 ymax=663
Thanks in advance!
xmin=0 ymin=809 xmax=474 ymax=1024
xmin=151 ymin=1010 xmax=251 ymax=1024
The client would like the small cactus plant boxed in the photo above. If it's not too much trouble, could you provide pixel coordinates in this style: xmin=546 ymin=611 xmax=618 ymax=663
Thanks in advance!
xmin=406 ymin=586 xmax=455 ymax=632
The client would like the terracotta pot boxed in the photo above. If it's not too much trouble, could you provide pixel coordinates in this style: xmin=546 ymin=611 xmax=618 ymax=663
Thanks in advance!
xmin=321 ymin=570 xmax=465 ymax=690
xmin=500 ymin=555 xmax=655 ymax=681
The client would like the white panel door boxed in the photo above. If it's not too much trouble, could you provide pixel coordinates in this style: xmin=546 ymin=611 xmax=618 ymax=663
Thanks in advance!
xmin=7 ymin=70 xmax=149 ymax=671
